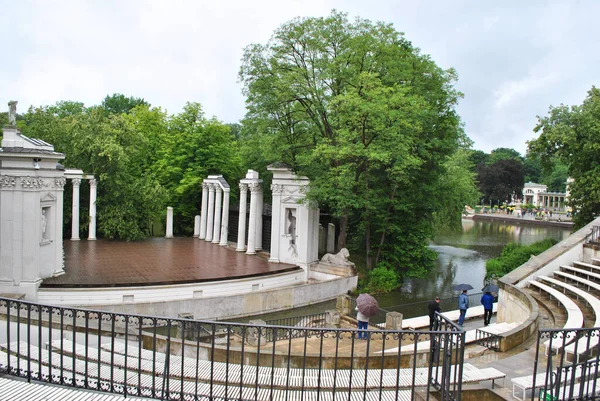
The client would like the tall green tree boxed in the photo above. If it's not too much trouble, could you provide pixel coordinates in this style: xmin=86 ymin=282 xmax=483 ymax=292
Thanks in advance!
xmin=240 ymin=11 xmax=464 ymax=274
xmin=154 ymin=102 xmax=242 ymax=233
xmin=21 ymin=102 xmax=167 ymax=240
xmin=528 ymin=86 xmax=600 ymax=228
xmin=477 ymin=158 xmax=525 ymax=205
xmin=102 ymin=94 xmax=149 ymax=115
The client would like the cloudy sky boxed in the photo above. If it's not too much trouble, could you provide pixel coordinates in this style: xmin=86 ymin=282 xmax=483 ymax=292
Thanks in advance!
xmin=2 ymin=0 xmax=599 ymax=155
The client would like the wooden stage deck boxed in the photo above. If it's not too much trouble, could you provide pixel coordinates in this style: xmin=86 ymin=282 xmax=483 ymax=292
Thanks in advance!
xmin=41 ymin=238 xmax=299 ymax=288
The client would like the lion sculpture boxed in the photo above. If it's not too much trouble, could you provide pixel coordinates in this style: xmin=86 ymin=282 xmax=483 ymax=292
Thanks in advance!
xmin=320 ymin=248 xmax=354 ymax=267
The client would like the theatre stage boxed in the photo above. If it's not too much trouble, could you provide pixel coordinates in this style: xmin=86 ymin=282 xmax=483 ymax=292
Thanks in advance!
xmin=41 ymin=238 xmax=299 ymax=288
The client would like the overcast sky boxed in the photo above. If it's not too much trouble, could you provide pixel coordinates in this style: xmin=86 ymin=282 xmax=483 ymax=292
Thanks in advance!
xmin=2 ymin=1 xmax=599 ymax=155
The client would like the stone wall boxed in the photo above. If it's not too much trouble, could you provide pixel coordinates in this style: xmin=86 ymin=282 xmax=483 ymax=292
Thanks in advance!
xmin=40 ymin=274 xmax=358 ymax=320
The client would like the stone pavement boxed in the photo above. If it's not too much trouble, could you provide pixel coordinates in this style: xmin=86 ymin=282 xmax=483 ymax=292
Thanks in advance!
xmin=42 ymin=237 xmax=298 ymax=287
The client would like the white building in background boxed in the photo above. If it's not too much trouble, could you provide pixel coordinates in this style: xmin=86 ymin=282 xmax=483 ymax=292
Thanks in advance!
xmin=522 ymin=182 xmax=569 ymax=210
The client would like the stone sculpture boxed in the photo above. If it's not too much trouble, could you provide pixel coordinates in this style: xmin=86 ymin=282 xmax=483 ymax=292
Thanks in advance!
xmin=320 ymin=248 xmax=355 ymax=267
xmin=7 ymin=100 xmax=17 ymax=126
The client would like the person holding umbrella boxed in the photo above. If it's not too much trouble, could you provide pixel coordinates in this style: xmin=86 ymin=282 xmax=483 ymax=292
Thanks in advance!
xmin=356 ymin=293 xmax=378 ymax=340
xmin=480 ymin=287 xmax=496 ymax=326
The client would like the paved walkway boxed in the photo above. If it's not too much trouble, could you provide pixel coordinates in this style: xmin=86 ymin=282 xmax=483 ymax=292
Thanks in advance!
xmin=42 ymin=238 xmax=298 ymax=287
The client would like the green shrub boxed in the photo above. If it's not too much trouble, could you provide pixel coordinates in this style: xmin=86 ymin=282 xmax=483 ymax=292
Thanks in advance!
xmin=485 ymin=238 xmax=558 ymax=279
xmin=363 ymin=263 xmax=401 ymax=294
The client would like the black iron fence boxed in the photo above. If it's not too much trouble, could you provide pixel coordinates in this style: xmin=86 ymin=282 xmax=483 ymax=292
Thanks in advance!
xmin=533 ymin=327 xmax=600 ymax=400
xmin=263 ymin=312 xmax=328 ymax=342
xmin=0 ymin=297 xmax=465 ymax=401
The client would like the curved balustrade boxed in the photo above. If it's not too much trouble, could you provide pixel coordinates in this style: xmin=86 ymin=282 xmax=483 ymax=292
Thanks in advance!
xmin=0 ymin=297 xmax=467 ymax=401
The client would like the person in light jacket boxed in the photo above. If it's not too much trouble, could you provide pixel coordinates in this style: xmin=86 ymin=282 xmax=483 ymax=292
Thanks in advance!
xmin=457 ymin=290 xmax=469 ymax=327
xmin=481 ymin=292 xmax=495 ymax=326
xmin=356 ymin=308 xmax=369 ymax=339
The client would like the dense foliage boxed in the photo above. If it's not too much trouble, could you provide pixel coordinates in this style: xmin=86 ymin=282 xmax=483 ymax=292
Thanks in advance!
xmin=239 ymin=11 xmax=467 ymax=276
xmin=485 ymin=238 xmax=558 ymax=279
xmin=528 ymin=87 xmax=600 ymax=229
xmin=17 ymin=96 xmax=240 ymax=240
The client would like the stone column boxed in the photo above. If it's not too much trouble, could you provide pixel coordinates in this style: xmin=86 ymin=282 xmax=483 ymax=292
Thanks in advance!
xmin=165 ymin=206 xmax=174 ymax=238
xmin=255 ymin=187 xmax=263 ymax=251
xmin=236 ymin=183 xmax=248 ymax=252
xmin=212 ymin=186 xmax=222 ymax=244
xmin=88 ymin=178 xmax=97 ymax=240
xmin=194 ymin=215 xmax=200 ymax=237
xmin=268 ymin=183 xmax=283 ymax=262
xmin=199 ymin=182 xmax=209 ymax=239
xmin=219 ymin=189 xmax=230 ymax=246
xmin=327 ymin=223 xmax=335 ymax=253
xmin=205 ymin=184 xmax=215 ymax=242
xmin=71 ymin=178 xmax=81 ymax=241
xmin=246 ymin=182 xmax=260 ymax=255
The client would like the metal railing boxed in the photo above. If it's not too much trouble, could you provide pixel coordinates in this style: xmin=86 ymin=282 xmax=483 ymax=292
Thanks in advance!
xmin=533 ymin=327 xmax=600 ymax=400
xmin=585 ymin=226 xmax=600 ymax=245
xmin=0 ymin=297 xmax=466 ymax=401
xmin=475 ymin=329 xmax=500 ymax=351
xmin=263 ymin=312 xmax=328 ymax=342
xmin=383 ymin=292 xmax=490 ymax=320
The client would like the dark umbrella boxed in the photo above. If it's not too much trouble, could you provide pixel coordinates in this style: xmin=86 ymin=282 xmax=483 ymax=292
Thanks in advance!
xmin=356 ymin=293 xmax=379 ymax=317
xmin=482 ymin=284 xmax=499 ymax=293
xmin=452 ymin=284 xmax=474 ymax=291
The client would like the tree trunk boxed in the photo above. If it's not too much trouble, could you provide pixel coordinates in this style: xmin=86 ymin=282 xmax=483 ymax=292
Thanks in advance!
xmin=337 ymin=214 xmax=348 ymax=250
xmin=365 ymin=218 xmax=372 ymax=270
xmin=375 ymin=187 xmax=397 ymax=265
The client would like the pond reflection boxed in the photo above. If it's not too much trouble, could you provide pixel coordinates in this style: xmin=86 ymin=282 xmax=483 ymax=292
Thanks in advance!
xmin=376 ymin=219 xmax=572 ymax=308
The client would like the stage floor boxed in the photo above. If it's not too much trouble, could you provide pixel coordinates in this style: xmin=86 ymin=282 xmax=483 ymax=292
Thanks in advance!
xmin=41 ymin=238 xmax=299 ymax=288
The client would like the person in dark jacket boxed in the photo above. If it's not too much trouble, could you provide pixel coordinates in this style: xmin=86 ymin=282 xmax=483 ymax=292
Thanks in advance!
xmin=481 ymin=292 xmax=495 ymax=326
xmin=458 ymin=290 xmax=469 ymax=326
xmin=428 ymin=297 xmax=441 ymax=330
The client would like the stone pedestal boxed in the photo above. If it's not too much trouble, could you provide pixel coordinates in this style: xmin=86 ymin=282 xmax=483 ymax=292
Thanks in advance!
xmin=88 ymin=178 xmax=97 ymax=240
xmin=0 ymin=124 xmax=66 ymax=300
xmin=165 ymin=207 xmax=174 ymax=238
xmin=326 ymin=309 xmax=341 ymax=328
xmin=246 ymin=319 xmax=267 ymax=346
xmin=336 ymin=295 xmax=353 ymax=316
xmin=194 ymin=215 xmax=200 ymax=237
xmin=267 ymin=164 xmax=319 ymax=277
xmin=327 ymin=223 xmax=335 ymax=253
xmin=386 ymin=312 xmax=403 ymax=330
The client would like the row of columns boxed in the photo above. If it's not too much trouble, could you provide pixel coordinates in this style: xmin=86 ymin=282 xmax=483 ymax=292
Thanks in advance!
xmin=198 ymin=179 xmax=230 ymax=246
xmin=236 ymin=181 xmax=263 ymax=255
xmin=71 ymin=177 xmax=97 ymax=241
xmin=538 ymin=194 xmax=566 ymax=209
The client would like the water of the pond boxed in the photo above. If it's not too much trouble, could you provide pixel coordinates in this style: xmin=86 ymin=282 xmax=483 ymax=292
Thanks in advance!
xmin=240 ymin=219 xmax=571 ymax=322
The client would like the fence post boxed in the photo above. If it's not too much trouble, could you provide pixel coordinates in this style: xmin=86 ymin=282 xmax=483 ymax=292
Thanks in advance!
xmin=325 ymin=310 xmax=341 ymax=328
xmin=247 ymin=320 xmax=267 ymax=346
xmin=336 ymin=295 xmax=352 ymax=316
xmin=386 ymin=312 xmax=403 ymax=330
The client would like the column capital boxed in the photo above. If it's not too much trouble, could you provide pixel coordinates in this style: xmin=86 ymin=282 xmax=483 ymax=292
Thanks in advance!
xmin=89 ymin=178 xmax=97 ymax=187
xmin=72 ymin=178 xmax=82 ymax=187
xmin=208 ymin=182 xmax=216 ymax=191
xmin=271 ymin=183 xmax=284 ymax=194
xmin=202 ymin=181 xmax=209 ymax=190
xmin=249 ymin=182 xmax=263 ymax=193
xmin=54 ymin=177 xmax=67 ymax=189
xmin=239 ymin=182 xmax=249 ymax=191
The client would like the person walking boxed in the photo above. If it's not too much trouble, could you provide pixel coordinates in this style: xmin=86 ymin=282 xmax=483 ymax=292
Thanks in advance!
xmin=481 ymin=291 xmax=495 ymax=326
xmin=458 ymin=290 xmax=469 ymax=327
xmin=428 ymin=297 xmax=441 ymax=330
xmin=356 ymin=308 xmax=369 ymax=339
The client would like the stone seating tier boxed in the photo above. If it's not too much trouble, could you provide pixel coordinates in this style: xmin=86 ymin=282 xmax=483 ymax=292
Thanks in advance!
xmin=527 ymin=280 xmax=584 ymax=355
xmin=538 ymin=275 xmax=600 ymax=362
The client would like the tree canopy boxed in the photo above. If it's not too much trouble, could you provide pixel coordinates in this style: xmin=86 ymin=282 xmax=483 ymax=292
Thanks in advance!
xmin=528 ymin=86 xmax=600 ymax=228
xmin=17 ymin=95 xmax=239 ymax=240
xmin=239 ymin=11 xmax=466 ymax=274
